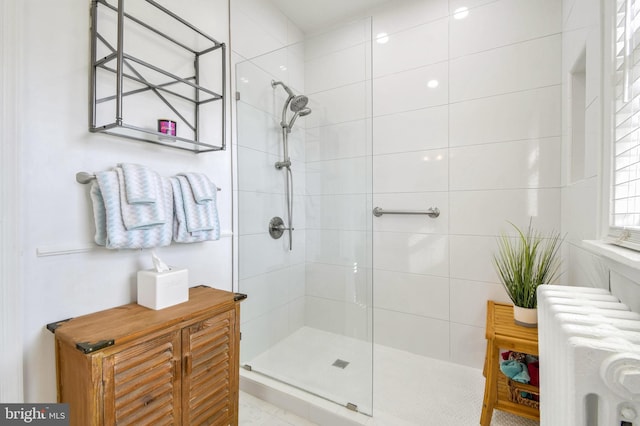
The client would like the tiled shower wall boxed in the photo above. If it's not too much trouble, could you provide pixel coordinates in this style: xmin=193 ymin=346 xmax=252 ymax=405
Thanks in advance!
xmin=233 ymin=0 xmax=563 ymax=369
xmin=303 ymin=0 xmax=562 ymax=368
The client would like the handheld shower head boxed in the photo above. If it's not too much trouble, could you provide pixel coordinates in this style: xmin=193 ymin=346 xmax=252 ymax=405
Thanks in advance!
xmin=287 ymin=107 xmax=312 ymax=131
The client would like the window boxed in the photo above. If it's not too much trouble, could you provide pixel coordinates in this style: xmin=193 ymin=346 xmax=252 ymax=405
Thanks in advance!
xmin=610 ymin=0 xmax=640 ymax=250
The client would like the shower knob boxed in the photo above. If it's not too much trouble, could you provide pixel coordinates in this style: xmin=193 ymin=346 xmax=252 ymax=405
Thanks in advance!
xmin=269 ymin=217 xmax=293 ymax=240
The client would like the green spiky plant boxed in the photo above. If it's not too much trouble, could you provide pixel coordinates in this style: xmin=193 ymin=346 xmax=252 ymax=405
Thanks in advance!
xmin=493 ymin=220 xmax=563 ymax=309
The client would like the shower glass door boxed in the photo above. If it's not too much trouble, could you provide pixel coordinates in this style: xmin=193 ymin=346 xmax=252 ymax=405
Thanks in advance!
xmin=235 ymin=18 xmax=374 ymax=415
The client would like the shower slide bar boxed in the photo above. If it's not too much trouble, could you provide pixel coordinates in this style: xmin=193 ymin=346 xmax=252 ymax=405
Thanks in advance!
xmin=75 ymin=171 xmax=221 ymax=191
xmin=372 ymin=206 xmax=440 ymax=218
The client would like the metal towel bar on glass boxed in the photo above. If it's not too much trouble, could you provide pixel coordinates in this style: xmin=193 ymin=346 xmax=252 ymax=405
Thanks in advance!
xmin=75 ymin=171 xmax=221 ymax=191
xmin=372 ymin=206 xmax=440 ymax=218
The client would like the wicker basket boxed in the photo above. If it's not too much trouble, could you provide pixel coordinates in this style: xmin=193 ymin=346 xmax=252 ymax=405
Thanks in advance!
xmin=506 ymin=378 xmax=540 ymax=410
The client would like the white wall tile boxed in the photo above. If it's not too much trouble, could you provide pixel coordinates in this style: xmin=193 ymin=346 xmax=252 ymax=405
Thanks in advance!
xmin=250 ymin=46 xmax=295 ymax=91
xmin=306 ymin=120 xmax=369 ymax=162
xmin=449 ymin=323 xmax=486 ymax=369
xmin=450 ymin=34 xmax=561 ymax=102
xmin=374 ymin=269 xmax=449 ymax=320
xmin=306 ymin=157 xmax=368 ymax=195
xmin=306 ymin=229 xmax=369 ymax=267
xmin=449 ymin=279 xmax=511 ymax=327
xmin=235 ymin=59 xmax=287 ymax=117
xmin=373 ymin=18 xmax=448 ymax=78
xmin=305 ymin=296 xmax=370 ymax=339
xmin=372 ymin=192 xmax=448 ymax=234
xmin=287 ymin=19 xmax=305 ymax=45
xmin=449 ymin=137 xmax=562 ymax=190
xmin=373 ymin=62 xmax=448 ymax=116
xmin=304 ymin=18 xmax=372 ymax=60
xmin=234 ymin=0 xmax=289 ymax=45
xmin=306 ymin=262 xmax=370 ymax=303
xmin=449 ymin=189 xmax=561 ymax=236
xmin=374 ymin=232 xmax=448 ymax=276
xmin=373 ymin=149 xmax=448 ymax=193
xmin=239 ymin=266 xmax=303 ymax=323
xmin=449 ymin=86 xmax=562 ymax=147
xmin=372 ymin=0 xmax=448 ymax=36
xmin=374 ymin=105 xmax=448 ymax=155
xmin=239 ymin=232 xmax=305 ymax=279
xmin=374 ymin=309 xmax=450 ymax=360
xmin=239 ymin=191 xmax=285 ymax=235
xmin=306 ymin=82 xmax=369 ymax=127
xmin=449 ymin=235 xmax=499 ymax=282
xmin=306 ymin=194 xmax=368 ymax=231
xmin=240 ymin=305 xmax=291 ymax=362
xmin=305 ymin=43 xmax=369 ymax=93
xmin=236 ymin=102 xmax=280 ymax=154
xmin=231 ymin=9 xmax=286 ymax=61
xmin=237 ymin=147 xmax=282 ymax=194
xmin=450 ymin=0 xmax=561 ymax=58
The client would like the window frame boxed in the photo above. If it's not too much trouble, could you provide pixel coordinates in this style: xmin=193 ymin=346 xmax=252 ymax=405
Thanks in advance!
xmin=605 ymin=0 xmax=640 ymax=252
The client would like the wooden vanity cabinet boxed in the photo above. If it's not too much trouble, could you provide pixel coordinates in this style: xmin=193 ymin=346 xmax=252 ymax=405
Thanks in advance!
xmin=51 ymin=286 xmax=244 ymax=426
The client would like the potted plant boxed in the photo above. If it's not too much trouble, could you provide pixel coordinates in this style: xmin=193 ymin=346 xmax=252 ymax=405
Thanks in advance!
xmin=493 ymin=220 xmax=563 ymax=327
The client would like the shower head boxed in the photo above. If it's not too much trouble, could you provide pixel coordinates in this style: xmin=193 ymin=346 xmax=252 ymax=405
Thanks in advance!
xmin=272 ymin=80 xmax=311 ymax=129
xmin=272 ymin=80 xmax=308 ymax=111
xmin=271 ymin=80 xmax=295 ymax=98
xmin=289 ymin=95 xmax=309 ymax=112
xmin=287 ymin=107 xmax=312 ymax=131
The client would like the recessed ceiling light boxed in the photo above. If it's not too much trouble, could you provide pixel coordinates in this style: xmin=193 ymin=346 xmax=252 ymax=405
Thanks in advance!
xmin=427 ymin=79 xmax=439 ymax=89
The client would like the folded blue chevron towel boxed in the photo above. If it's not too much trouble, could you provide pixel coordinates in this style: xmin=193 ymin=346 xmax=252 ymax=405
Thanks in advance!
xmin=170 ymin=176 xmax=219 ymax=243
xmin=115 ymin=167 xmax=166 ymax=230
xmin=90 ymin=171 xmax=172 ymax=249
xmin=178 ymin=172 xmax=216 ymax=204
xmin=176 ymin=175 xmax=218 ymax=233
xmin=118 ymin=163 xmax=158 ymax=204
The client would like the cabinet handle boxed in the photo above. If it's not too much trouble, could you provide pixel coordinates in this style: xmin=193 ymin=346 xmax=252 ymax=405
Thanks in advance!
xmin=185 ymin=354 xmax=192 ymax=376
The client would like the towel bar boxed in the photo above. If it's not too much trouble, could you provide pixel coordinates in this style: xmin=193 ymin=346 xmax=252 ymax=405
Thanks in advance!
xmin=76 ymin=171 xmax=222 ymax=191
xmin=372 ymin=206 xmax=440 ymax=218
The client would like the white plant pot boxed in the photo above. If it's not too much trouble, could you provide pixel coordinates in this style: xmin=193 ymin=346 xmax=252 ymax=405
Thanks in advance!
xmin=513 ymin=306 xmax=538 ymax=328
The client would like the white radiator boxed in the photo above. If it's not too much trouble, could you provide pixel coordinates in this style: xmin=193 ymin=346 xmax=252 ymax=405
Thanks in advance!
xmin=538 ymin=285 xmax=640 ymax=426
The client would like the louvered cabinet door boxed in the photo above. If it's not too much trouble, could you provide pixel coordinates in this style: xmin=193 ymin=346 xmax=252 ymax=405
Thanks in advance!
xmin=182 ymin=309 xmax=237 ymax=426
xmin=102 ymin=332 xmax=182 ymax=426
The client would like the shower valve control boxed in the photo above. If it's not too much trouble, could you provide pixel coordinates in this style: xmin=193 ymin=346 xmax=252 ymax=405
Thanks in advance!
xmin=269 ymin=216 xmax=293 ymax=240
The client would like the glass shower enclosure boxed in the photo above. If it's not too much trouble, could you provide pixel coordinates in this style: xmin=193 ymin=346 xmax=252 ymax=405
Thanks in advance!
xmin=235 ymin=18 xmax=374 ymax=415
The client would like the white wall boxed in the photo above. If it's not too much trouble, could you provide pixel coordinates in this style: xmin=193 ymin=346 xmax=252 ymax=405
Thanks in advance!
xmin=18 ymin=0 xmax=232 ymax=402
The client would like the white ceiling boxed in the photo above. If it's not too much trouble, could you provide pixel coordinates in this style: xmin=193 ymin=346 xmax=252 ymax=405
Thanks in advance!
xmin=271 ymin=0 xmax=389 ymax=34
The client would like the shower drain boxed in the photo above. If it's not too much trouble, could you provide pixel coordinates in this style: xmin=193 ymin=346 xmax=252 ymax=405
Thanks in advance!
xmin=332 ymin=359 xmax=350 ymax=369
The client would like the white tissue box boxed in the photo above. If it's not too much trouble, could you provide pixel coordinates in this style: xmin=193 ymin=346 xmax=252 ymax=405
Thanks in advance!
xmin=137 ymin=268 xmax=188 ymax=310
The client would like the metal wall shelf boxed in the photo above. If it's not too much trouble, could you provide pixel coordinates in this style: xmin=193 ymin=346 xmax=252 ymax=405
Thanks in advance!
xmin=89 ymin=0 xmax=226 ymax=153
